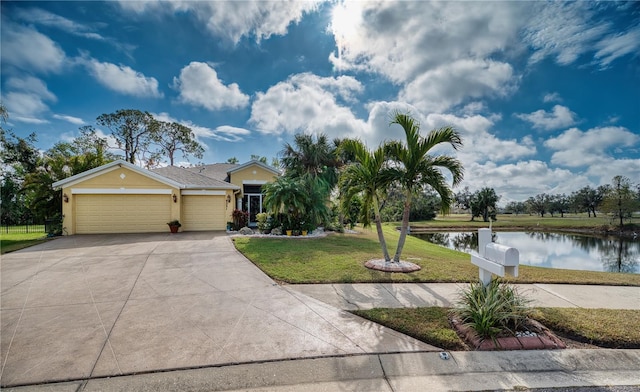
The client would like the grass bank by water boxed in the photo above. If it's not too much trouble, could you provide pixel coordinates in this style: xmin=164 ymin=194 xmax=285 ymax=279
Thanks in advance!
xmin=233 ymin=223 xmax=640 ymax=286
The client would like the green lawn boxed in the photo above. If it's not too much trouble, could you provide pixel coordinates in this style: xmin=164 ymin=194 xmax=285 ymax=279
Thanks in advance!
xmin=0 ymin=232 xmax=49 ymax=254
xmin=354 ymin=307 xmax=640 ymax=350
xmin=233 ymin=224 xmax=640 ymax=286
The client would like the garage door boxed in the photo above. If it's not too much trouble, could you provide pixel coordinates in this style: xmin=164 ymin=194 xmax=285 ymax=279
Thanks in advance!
xmin=75 ymin=194 xmax=171 ymax=234
xmin=182 ymin=195 xmax=226 ymax=231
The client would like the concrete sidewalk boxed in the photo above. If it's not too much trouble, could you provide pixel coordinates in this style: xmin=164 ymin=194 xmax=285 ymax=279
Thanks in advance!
xmin=287 ymin=282 xmax=640 ymax=311
xmin=5 ymin=350 xmax=640 ymax=391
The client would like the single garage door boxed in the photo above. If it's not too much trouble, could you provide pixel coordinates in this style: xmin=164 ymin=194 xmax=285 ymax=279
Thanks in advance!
xmin=182 ymin=195 xmax=226 ymax=231
xmin=75 ymin=194 xmax=171 ymax=234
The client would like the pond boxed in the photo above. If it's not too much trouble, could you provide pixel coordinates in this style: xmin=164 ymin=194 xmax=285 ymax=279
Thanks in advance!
xmin=413 ymin=231 xmax=640 ymax=274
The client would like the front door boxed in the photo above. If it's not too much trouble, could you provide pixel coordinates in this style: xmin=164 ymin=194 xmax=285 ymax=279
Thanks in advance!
xmin=247 ymin=194 xmax=263 ymax=227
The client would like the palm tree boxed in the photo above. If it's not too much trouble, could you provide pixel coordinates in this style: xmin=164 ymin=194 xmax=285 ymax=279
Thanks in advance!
xmin=339 ymin=139 xmax=394 ymax=261
xmin=280 ymin=133 xmax=341 ymax=189
xmin=386 ymin=112 xmax=464 ymax=263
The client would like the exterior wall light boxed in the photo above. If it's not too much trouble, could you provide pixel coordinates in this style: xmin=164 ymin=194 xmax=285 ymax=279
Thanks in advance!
xmin=172 ymin=194 xmax=177 ymax=203
xmin=226 ymin=195 xmax=231 ymax=203
xmin=63 ymin=193 xmax=69 ymax=203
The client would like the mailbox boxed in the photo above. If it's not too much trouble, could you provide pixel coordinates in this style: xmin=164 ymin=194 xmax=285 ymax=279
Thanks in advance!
xmin=471 ymin=228 xmax=519 ymax=286
xmin=484 ymin=243 xmax=519 ymax=267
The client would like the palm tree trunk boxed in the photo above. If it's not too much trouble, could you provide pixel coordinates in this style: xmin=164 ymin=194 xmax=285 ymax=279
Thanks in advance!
xmin=393 ymin=192 xmax=412 ymax=262
xmin=373 ymin=197 xmax=391 ymax=262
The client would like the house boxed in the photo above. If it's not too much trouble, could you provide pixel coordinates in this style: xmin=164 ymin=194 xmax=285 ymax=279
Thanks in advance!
xmin=52 ymin=159 xmax=280 ymax=234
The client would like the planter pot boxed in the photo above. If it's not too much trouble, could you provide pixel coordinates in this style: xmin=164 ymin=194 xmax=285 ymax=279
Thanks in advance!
xmin=301 ymin=230 xmax=308 ymax=236
xmin=169 ymin=225 xmax=179 ymax=233
xmin=286 ymin=230 xmax=292 ymax=236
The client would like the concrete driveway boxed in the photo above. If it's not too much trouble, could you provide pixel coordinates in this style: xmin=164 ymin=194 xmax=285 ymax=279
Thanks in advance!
xmin=1 ymin=233 xmax=436 ymax=387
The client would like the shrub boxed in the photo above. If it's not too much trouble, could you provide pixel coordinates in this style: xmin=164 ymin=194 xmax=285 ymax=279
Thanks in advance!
xmin=452 ymin=279 xmax=531 ymax=340
xmin=232 ymin=209 xmax=249 ymax=231
xmin=256 ymin=212 xmax=270 ymax=233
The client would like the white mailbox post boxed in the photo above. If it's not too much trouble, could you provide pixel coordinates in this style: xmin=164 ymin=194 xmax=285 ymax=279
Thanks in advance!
xmin=471 ymin=228 xmax=519 ymax=286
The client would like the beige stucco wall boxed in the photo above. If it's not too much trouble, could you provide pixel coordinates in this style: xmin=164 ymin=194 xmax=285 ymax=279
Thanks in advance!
xmin=60 ymin=166 xmax=180 ymax=235
xmin=229 ymin=165 xmax=278 ymax=197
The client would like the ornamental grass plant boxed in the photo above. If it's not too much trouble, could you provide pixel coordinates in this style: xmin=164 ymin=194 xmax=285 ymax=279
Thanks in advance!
xmin=453 ymin=279 xmax=532 ymax=340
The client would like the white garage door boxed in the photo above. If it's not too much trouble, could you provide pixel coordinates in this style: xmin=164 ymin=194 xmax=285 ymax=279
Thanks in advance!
xmin=182 ymin=195 xmax=226 ymax=231
xmin=75 ymin=194 xmax=171 ymax=234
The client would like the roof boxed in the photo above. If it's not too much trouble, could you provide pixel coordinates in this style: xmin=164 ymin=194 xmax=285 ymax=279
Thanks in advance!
xmin=52 ymin=159 xmax=183 ymax=190
xmin=152 ymin=166 xmax=239 ymax=189
xmin=184 ymin=163 xmax=238 ymax=182
xmin=51 ymin=159 xmax=275 ymax=191
xmin=227 ymin=160 xmax=281 ymax=176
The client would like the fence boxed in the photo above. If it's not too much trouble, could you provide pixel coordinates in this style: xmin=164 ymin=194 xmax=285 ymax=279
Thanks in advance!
xmin=1 ymin=223 xmax=46 ymax=234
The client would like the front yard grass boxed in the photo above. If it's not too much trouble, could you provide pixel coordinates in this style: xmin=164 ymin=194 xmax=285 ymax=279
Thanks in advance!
xmin=354 ymin=307 xmax=640 ymax=350
xmin=0 ymin=232 xmax=48 ymax=254
xmin=233 ymin=225 xmax=640 ymax=286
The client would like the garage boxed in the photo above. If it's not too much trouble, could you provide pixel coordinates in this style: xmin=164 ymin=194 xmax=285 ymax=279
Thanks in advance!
xmin=181 ymin=193 xmax=226 ymax=231
xmin=75 ymin=194 xmax=171 ymax=234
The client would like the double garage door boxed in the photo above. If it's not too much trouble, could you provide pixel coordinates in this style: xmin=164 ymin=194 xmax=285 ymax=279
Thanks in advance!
xmin=74 ymin=194 xmax=225 ymax=234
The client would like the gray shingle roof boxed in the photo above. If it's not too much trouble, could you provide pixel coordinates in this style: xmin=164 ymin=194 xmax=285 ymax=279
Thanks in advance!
xmin=151 ymin=166 xmax=238 ymax=189
xmin=184 ymin=163 xmax=239 ymax=182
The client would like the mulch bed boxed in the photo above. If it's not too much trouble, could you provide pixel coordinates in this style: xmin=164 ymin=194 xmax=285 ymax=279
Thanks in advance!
xmin=450 ymin=317 xmax=566 ymax=351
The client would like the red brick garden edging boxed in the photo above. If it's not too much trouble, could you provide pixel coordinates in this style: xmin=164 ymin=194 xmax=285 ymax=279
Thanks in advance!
xmin=451 ymin=317 xmax=567 ymax=351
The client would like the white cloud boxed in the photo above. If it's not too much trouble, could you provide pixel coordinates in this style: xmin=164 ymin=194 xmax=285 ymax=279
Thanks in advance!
xmin=53 ymin=114 xmax=85 ymax=125
xmin=422 ymin=112 xmax=536 ymax=164
xmin=117 ymin=0 xmax=322 ymax=43
xmin=83 ymin=58 xmax=163 ymax=98
xmin=523 ymin=2 xmax=610 ymax=66
xmin=2 ymin=76 xmax=56 ymax=123
xmin=399 ymin=59 xmax=516 ymax=113
xmin=13 ymin=7 xmax=106 ymax=41
xmin=460 ymin=160 xmax=590 ymax=204
xmin=250 ymin=73 xmax=367 ymax=139
xmin=515 ymin=105 xmax=577 ymax=131
xmin=2 ymin=22 xmax=66 ymax=73
xmin=543 ymin=92 xmax=562 ymax=103
xmin=152 ymin=112 xmax=250 ymax=143
xmin=594 ymin=26 xmax=640 ymax=68
xmin=172 ymin=62 xmax=249 ymax=111
xmin=329 ymin=1 xmax=525 ymax=112
xmin=544 ymin=126 xmax=639 ymax=168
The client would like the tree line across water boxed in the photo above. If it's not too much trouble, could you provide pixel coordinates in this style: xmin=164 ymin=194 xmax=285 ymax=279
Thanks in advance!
xmin=455 ymin=180 xmax=640 ymax=230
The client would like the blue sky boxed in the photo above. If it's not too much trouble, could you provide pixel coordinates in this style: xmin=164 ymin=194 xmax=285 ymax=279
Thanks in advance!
xmin=2 ymin=1 xmax=639 ymax=203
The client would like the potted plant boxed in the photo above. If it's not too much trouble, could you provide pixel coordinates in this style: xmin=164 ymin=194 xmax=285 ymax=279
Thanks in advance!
xmin=167 ymin=220 xmax=181 ymax=233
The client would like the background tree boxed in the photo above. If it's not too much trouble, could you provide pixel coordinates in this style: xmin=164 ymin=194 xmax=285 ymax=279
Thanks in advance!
xmin=527 ymin=193 xmax=551 ymax=217
xmin=454 ymin=186 xmax=473 ymax=213
xmin=250 ymin=154 xmax=268 ymax=164
xmin=548 ymin=194 xmax=570 ymax=218
xmin=226 ymin=157 xmax=239 ymax=164
xmin=380 ymin=186 xmax=440 ymax=222
xmin=0 ymin=128 xmax=40 ymax=224
xmin=601 ymin=175 xmax=639 ymax=230
xmin=504 ymin=201 xmax=526 ymax=215
xmin=150 ymin=121 xmax=204 ymax=166
xmin=96 ymin=109 xmax=154 ymax=165
xmin=339 ymin=139 xmax=394 ymax=261
xmin=385 ymin=112 xmax=463 ymax=263
xmin=23 ymin=129 xmax=116 ymax=221
xmin=571 ymin=186 xmax=606 ymax=217
xmin=469 ymin=187 xmax=499 ymax=222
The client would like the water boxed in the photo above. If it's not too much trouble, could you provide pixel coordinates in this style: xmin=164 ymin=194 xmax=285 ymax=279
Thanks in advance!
xmin=413 ymin=231 xmax=640 ymax=274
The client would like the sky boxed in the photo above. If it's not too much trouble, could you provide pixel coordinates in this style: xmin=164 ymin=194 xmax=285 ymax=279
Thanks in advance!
xmin=1 ymin=0 xmax=639 ymax=204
